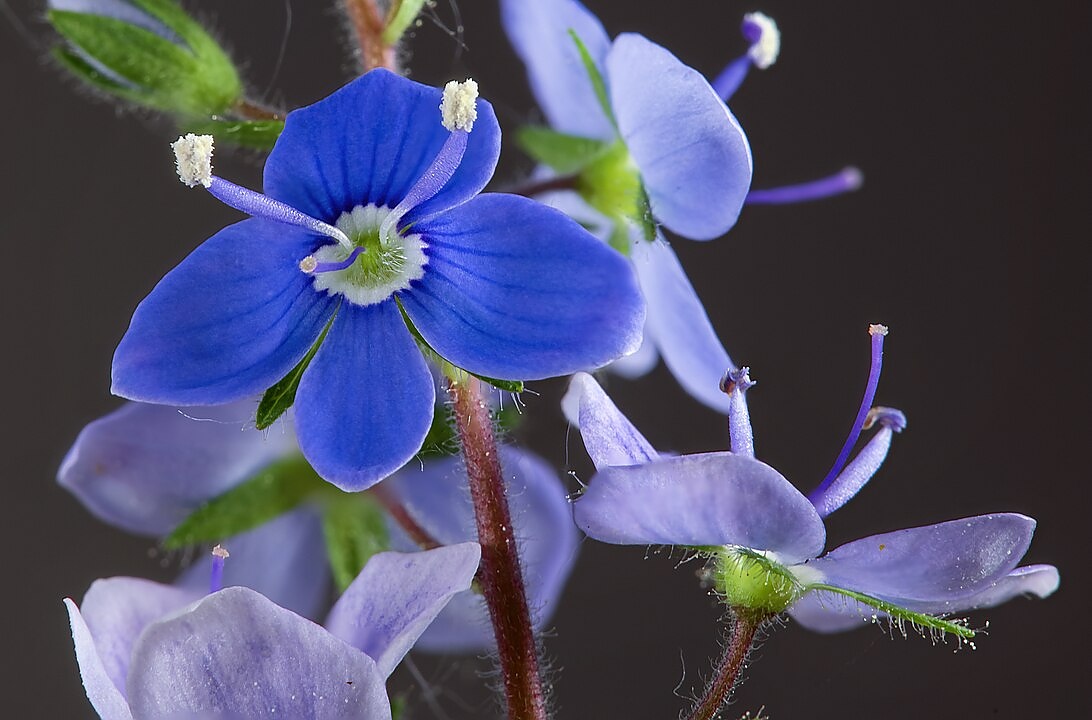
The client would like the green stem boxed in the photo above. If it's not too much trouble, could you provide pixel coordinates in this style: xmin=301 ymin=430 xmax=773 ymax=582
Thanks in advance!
xmin=446 ymin=375 xmax=547 ymax=720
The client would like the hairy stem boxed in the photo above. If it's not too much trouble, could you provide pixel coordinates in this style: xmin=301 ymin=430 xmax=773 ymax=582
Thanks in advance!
xmin=685 ymin=611 xmax=766 ymax=720
xmin=367 ymin=484 xmax=441 ymax=550
xmin=447 ymin=375 xmax=547 ymax=720
xmin=341 ymin=0 xmax=397 ymax=72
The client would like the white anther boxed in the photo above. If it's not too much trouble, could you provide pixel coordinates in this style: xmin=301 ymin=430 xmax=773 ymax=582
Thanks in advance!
xmin=299 ymin=255 xmax=318 ymax=274
xmin=172 ymin=133 xmax=214 ymax=188
xmin=211 ymin=544 xmax=230 ymax=559
xmin=868 ymin=323 xmax=889 ymax=337
xmin=440 ymin=78 xmax=479 ymax=132
xmin=744 ymin=12 xmax=780 ymax=69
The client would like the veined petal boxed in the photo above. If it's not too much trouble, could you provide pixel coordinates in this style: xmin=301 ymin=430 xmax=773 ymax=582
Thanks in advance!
xmin=112 ymin=219 xmax=336 ymax=405
xmin=401 ymin=194 xmax=644 ymax=380
xmin=807 ymin=514 xmax=1037 ymax=604
xmin=265 ymin=70 xmax=500 ymax=225
xmin=562 ymin=372 xmax=658 ymax=469
xmin=325 ymin=544 xmax=481 ymax=676
xmin=610 ymin=330 xmax=660 ymax=379
xmin=294 ymin=302 xmax=435 ymax=491
xmin=75 ymin=578 xmax=201 ymax=702
xmin=500 ymin=0 xmax=615 ymax=140
xmin=58 ymin=400 xmax=295 ymax=536
xmin=631 ymin=237 xmax=735 ymax=412
xmin=178 ymin=509 xmax=330 ymax=621
xmin=606 ymin=34 xmax=752 ymax=240
xmin=575 ymin=453 xmax=825 ymax=563
xmin=127 ymin=587 xmax=390 ymax=720
xmin=65 ymin=599 xmax=134 ymax=720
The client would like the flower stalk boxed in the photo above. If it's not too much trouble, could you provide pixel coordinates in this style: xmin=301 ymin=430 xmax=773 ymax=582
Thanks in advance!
xmin=341 ymin=0 xmax=397 ymax=72
xmin=447 ymin=374 xmax=548 ymax=720
xmin=685 ymin=610 xmax=768 ymax=720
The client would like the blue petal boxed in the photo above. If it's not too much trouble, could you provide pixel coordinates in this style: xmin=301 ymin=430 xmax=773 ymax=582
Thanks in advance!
xmin=294 ymin=302 xmax=435 ymax=491
xmin=401 ymin=194 xmax=645 ymax=380
xmin=631 ymin=237 xmax=735 ymax=412
xmin=606 ymin=34 xmax=752 ymax=240
xmin=127 ymin=587 xmax=390 ymax=720
xmin=383 ymin=448 xmax=579 ymax=652
xmin=264 ymin=70 xmax=500 ymax=225
xmin=325 ymin=544 xmax=481 ymax=676
xmin=179 ymin=508 xmax=330 ymax=621
xmin=561 ymin=372 xmax=658 ymax=469
xmin=807 ymin=514 xmax=1037 ymax=604
xmin=58 ymin=400 xmax=296 ymax=536
xmin=610 ymin=330 xmax=660 ymax=378
xmin=575 ymin=452 xmax=825 ymax=563
xmin=65 ymin=599 xmax=134 ymax=720
xmin=500 ymin=0 xmax=615 ymax=140
xmin=112 ymin=219 xmax=335 ymax=405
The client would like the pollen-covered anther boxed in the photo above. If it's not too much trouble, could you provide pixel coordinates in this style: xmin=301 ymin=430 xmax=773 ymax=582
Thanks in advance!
xmin=172 ymin=133 xmax=214 ymax=188
xmin=869 ymin=323 xmax=889 ymax=337
xmin=742 ymin=12 xmax=781 ymax=69
xmin=440 ymin=78 xmax=479 ymax=132
xmin=211 ymin=544 xmax=230 ymax=560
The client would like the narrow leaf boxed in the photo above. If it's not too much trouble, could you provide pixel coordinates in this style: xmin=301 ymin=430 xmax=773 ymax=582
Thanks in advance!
xmin=256 ymin=310 xmax=337 ymax=430
xmin=322 ymin=493 xmax=390 ymax=592
xmin=516 ymin=126 xmax=610 ymax=174
xmin=569 ymin=29 xmax=616 ymax=127
xmin=382 ymin=0 xmax=429 ymax=44
xmin=806 ymin=583 xmax=975 ymax=639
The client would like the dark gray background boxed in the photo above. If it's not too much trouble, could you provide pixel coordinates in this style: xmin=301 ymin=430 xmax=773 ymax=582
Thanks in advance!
xmin=2 ymin=0 xmax=1089 ymax=717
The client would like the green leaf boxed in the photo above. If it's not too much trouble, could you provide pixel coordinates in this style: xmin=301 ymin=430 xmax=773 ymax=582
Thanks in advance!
xmin=165 ymin=456 xmax=324 ymax=549
xmin=569 ymin=29 xmax=615 ymax=127
xmin=516 ymin=126 xmax=611 ymax=175
xmin=256 ymin=310 xmax=338 ymax=430
xmin=185 ymin=118 xmax=285 ymax=150
xmin=382 ymin=0 xmax=429 ymax=44
xmin=322 ymin=493 xmax=390 ymax=592
xmin=806 ymin=583 xmax=976 ymax=639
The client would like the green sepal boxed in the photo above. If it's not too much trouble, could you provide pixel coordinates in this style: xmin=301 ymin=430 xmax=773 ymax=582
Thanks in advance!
xmin=164 ymin=456 xmax=325 ymax=549
xmin=418 ymin=405 xmax=458 ymax=459
xmin=516 ymin=126 xmax=612 ymax=175
xmin=607 ymin=220 xmax=631 ymax=256
xmin=390 ymin=695 xmax=408 ymax=720
xmin=805 ymin=583 xmax=976 ymax=639
xmin=634 ymin=183 xmax=657 ymax=242
xmin=185 ymin=118 xmax=284 ymax=150
xmin=395 ymin=299 xmax=525 ymax=394
xmin=256 ymin=310 xmax=338 ymax=430
xmin=568 ymin=29 xmax=616 ymax=127
xmin=321 ymin=492 xmax=390 ymax=592
xmin=382 ymin=0 xmax=429 ymax=44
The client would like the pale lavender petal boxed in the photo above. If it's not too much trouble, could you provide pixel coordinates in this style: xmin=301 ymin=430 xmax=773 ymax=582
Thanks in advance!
xmin=787 ymin=590 xmax=881 ymax=633
xmin=808 ymin=514 xmax=1037 ymax=603
xmin=562 ymin=372 xmax=658 ymax=469
xmin=58 ymin=400 xmax=295 ymax=536
xmin=65 ymin=599 xmax=135 ymax=720
xmin=607 ymin=34 xmax=752 ymax=240
xmin=575 ymin=453 xmax=825 ymax=563
xmin=631 ymin=237 xmax=734 ymax=413
xmin=178 ymin=508 xmax=330 ymax=621
xmin=128 ymin=587 xmax=390 ymax=720
xmin=809 ymin=410 xmax=905 ymax=519
xmin=610 ymin=330 xmax=660 ymax=379
xmin=324 ymin=544 xmax=481 ymax=676
xmin=500 ymin=0 xmax=615 ymax=140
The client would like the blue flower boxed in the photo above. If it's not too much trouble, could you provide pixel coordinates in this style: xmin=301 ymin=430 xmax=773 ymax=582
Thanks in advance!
xmin=111 ymin=69 xmax=644 ymax=491
xmin=65 ymin=544 xmax=480 ymax=719
xmin=59 ymin=398 xmax=578 ymax=645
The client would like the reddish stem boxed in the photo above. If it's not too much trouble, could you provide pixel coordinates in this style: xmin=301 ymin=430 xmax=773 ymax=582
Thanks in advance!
xmin=684 ymin=611 xmax=766 ymax=720
xmin=504 ymin=174 xmax=580 ymax=198
xmin=341 ymin=0 xmax=397 ymax=72
xmin=447 ymin=376 xmax=547 ymax=720
xmin=368 ymin=484 xmax=441 ymax=550
xmin=232 ymin=98 xmax=283 ymax=121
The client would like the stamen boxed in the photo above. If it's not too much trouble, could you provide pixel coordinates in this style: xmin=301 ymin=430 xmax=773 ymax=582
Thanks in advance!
xmin=209 ymin=544 xmax=229 ymax=594
xmin=440 ymin=78 xmax=479 ymax=132
xmin=745 ymin=167 xmax=863 ymax=205
xmin=711 ymin=13 xmax=781 ymax=101
xmin=720 ymin=367 xmax=756 ymax=457
xmin=808 ymin=324 xmax=888 ymax=504
xmin=810 ymin=407 xmax=907 ymax=517
xmin=300 ymin=246 xmax=367 ymax=274
xmin=170 ymin=135 xmax=352 ymax=249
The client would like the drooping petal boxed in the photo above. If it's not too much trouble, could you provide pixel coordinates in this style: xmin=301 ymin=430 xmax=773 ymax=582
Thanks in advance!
xmin=294 ymin=302 xmax=435 ymax=491
xmin=500 ymin=0 xmax=615 ymax=140
xmin=953 ymin=564 xmax=1060 ymax=609
xmin=112 ymin=219 xmax=336 ymax=405
xmin=65 ymin=599 xmax=134 ymax=720
xmin=383 ymin=448 xmax=579 ymax=652
xmin=178 ymin=508 xmax=330 ymax=620
xmin=575 ymin=453 xmax=825 ymax=563
xmin=807 ymin=514 xmax=1037 ymax=604
xmin=58 ymin=400 xmax=295 ymax=536
xmin=401 ymin=193 xmax=644 ymax=381
xmin=264 ymin=70 xmax=500 ymax=225
xmin=631 ymin=237 xmax=735 ymax=412
xmin=127 ymin=587 xmax=390 ymax=720
xmin=606 ymin=34 xmax=752 ymax=240
xmin=76 ymin=578 xmax=202 ymax=701
xmin=561 ymin=372 xmax=658 ymax=469
xmin=325 ymin=544 xmax=481 ymax=676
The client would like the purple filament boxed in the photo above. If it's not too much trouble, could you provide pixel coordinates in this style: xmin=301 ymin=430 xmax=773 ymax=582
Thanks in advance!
xmin=207 ymin=176 xmax=350 ymax=246
xmin=381 ymin=129 xmax=468 ymax=240
xmin=745 ymin=167 xmax=863 ymax=205
xmin=310 ymin=247 xmax=366 ymax=274
xmin=209 ymin=549 xmax=227 ymax=594
xmin=711 ymin=55 xmax=752 ymax=101
xmin=808 ymin=326 xmax=887 ymax=505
